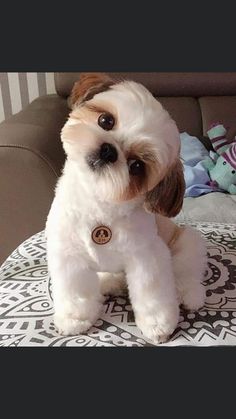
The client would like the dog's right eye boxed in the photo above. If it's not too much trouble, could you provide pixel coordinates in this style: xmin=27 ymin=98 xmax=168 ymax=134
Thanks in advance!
xmin=128 ymin=159 xmax=145 ymax=176
xmin=98 ymin=113 xmax=115 ymax=131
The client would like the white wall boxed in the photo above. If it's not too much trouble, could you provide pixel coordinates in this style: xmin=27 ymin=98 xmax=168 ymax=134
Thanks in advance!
xmin=0 ymin=73 xmax=56 ymax=123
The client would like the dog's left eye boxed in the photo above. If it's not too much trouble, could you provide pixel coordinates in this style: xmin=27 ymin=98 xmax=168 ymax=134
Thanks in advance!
xmin=98 ymin=113 xmax=115 ymax=131
xmin=128 ymin=159 xmax=145 ymax=176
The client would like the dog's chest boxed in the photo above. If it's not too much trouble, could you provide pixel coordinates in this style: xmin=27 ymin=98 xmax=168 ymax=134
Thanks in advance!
xmin=74 ymin=209 xmax=157 ymax=271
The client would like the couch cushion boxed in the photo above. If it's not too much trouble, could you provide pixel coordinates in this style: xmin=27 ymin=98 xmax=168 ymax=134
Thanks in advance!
xmin=199 ymin=96 xmax=236 ymax=137
xmin=0 ymin=95 xmax=70 ymax=264
xmin=55 ymin=72 xmax=236 ymax=98
xmin=0 ymin=95 xmax=69 ymax=175
xmin=159 ymin=97 xmax=202 ymax=137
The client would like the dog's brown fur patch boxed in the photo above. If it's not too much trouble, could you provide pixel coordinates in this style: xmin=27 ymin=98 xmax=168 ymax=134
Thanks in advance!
xmin=69 ymin=73 xmax=115 ymax=108
xmin=144 ymin=159 xmax=185 ymax=217
xmin=118 ymin=142 xmax=160 ymax=201
xmin=120 ymin=174 xmax=144 ymax=201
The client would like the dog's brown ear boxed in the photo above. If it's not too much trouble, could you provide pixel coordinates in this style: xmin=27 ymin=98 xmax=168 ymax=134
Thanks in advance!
xmin=69 ymin=73 xmax=114 ymax=108
xmin=144 ymin=159 xmax=185 ymax=217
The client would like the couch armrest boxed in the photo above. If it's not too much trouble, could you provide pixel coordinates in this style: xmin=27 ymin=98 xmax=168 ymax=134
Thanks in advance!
xmin=0 ymin=95 xmax=69 ymax=265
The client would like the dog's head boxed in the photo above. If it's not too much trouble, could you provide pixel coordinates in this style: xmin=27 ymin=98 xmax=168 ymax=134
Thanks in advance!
xmin=61 ymin=73 xmax=185 ymax=217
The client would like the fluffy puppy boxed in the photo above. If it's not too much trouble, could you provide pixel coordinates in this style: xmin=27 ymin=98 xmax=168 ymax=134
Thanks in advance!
xmin=46 ymin=73 xmax=206 ymax=344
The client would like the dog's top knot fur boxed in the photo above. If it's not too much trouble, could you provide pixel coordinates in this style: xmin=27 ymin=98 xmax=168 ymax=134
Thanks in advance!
xmin=68 ymin=73 xmax=115 ymax=109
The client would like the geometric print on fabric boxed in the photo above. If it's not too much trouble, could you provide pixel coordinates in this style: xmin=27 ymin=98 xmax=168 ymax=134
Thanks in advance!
xmin=1 ymin=222 xmax=236 ymax=346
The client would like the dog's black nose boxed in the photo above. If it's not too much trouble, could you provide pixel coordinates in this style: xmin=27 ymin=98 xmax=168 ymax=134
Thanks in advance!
xmin=99 ymin=143 xmax=118 ymax=163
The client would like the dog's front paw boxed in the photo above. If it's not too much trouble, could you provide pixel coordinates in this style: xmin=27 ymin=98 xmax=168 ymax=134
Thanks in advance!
xmin=54 ymin=316 xmax=93 ymax=336
xmin=135 ymin=307 xmax=179 ymax=344
xmin=54 ymin=298 xmax=103 ymax=336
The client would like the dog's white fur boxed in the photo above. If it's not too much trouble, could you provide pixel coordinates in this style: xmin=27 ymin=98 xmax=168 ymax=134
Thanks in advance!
xmin=46 ymin=75 xmax=206 ymax=344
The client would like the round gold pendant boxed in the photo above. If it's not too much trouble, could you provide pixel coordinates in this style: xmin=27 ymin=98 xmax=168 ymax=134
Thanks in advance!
xmin=91 ymin=226 xmax=112 ymax=245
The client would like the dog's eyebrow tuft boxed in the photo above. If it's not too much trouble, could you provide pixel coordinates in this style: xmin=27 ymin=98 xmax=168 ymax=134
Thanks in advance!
xmin=84 ymin=103 xmax=112 ymax=114
xmin=82 ymin=103 xmax=118 ymax=124
xmin=70 ymin=103 xmax=116 ymax=122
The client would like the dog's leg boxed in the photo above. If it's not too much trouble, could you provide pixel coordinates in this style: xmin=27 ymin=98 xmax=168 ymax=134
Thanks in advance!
xmin=48 ymin=253 xmax=104 ymax=336
xmin=171 ymin=227 xmax=207 ymax=311
xmin=98 ymin=272 xmax=127 ymax=296
xmin=125 ymin=239 xmax=180 ymax=344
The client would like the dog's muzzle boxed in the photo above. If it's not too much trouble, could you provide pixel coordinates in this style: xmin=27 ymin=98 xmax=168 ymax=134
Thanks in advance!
xmin=87 ymin=143 xmax=118 ymax=170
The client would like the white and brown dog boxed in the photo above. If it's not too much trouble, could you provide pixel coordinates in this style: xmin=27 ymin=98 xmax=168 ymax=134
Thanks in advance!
xmin=46 ymin=73 xmax=207 ymax=344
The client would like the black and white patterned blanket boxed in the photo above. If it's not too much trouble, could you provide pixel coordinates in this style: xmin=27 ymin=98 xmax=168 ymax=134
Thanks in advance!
xmin=0 ymin=222 xmax=236 ymax=346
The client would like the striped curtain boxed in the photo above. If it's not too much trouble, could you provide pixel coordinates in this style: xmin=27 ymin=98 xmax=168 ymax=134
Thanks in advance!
xmin=0 ymin=73 xmax=56 ymax=123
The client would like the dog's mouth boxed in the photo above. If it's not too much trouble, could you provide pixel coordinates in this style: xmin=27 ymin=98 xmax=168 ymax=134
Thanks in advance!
xmin=86 ymin=142 xmax=118 ymax=171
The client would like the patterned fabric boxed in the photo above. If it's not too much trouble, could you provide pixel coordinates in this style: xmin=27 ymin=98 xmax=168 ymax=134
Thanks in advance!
xmin=0 ymin=222 xmax=236 ymax=347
